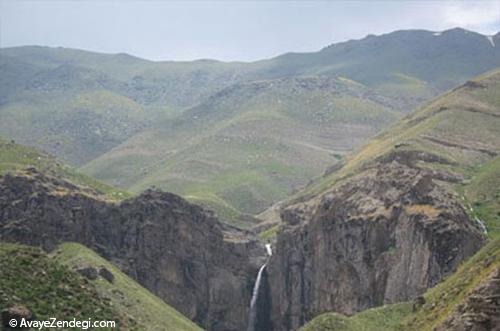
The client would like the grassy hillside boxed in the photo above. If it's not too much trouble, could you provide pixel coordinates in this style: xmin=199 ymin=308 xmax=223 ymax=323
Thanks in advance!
xmin=2 ymin=28 xmax=499 ymax=226
xmin=0 ymin=242 xmax=128 ymax=330
xmin=0 ymin=47 xmax=243 ymax=165
xmin=0 ymin=138 xmax=129 ymax=200
xmin=82 ymin=76 xmax=399 ymax=226
xmin=53 ymin=243 xmax=203 ymax=331
xmin=296 ymin=69 xmax=500 ymax=216
xmin=1 ymin=28 xmax=497 ymax=166
xmin=299 ymin=303 xmax=411 ymax=331
xmin=0 ymin=242 xmax=202 ymax=331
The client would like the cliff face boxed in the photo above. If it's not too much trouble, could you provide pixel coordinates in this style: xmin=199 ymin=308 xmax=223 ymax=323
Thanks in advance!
xmin=267 ymin=151 xmax=486 ymax=330
xmin=0 ymin=169 xmax=263 ymax=331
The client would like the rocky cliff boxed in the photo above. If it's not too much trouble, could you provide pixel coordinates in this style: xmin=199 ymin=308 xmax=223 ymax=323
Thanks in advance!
xmin=265 ymin=68 xmax=500 ymax=330
xmin=267 ymin=151 xmax=486 ymax=330
xmin=0 ymin=168 xmax=264 ymax=331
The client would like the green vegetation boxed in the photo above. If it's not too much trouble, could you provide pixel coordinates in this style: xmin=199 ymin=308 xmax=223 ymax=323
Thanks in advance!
xmin=260 ymin=225 xmax=279 ymax=240
xmin=299 ymin=303 xmax=412 ymax=331
xmin=462 ymin=156 xmax=500 ymax=239
xmin=297 ymin=68 xmax=500 ymax=204
xmin=83 ymin=76 xmax=398 ymax=225
xmin=0 ymin=138 xmax=129 ymax=200
xmin=0 ymin=242 xmax=127 ymax=330
xmin=53 ymin=243 xmax=203 ymax=331
xmin=2 ymin=30 xmax=498 ymax=226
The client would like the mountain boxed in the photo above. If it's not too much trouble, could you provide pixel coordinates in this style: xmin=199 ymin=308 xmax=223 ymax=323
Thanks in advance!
xmin=265 ymin=68 xmax=500 ymax=330
xmin=78 ymin=28 xmax=500 ymax=225
xmin=0 ymin=242 xmax=202 ymax=331
xmin=1 ymin=28 xmax=499 ymax=226
xmin=82 ymin=75 xmax=399 ymax=226
xmin=0 ymin=46 xmax=244 ymax=165
xmin=0 ymin=68 xmax=499 ymax=331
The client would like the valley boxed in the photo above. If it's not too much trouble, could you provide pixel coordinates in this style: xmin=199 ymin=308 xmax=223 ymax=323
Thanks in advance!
xmin=0 ymin=25 xmax=499 ymax=331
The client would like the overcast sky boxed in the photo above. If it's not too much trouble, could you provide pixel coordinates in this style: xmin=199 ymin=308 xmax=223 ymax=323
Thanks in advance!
xmin=1 ymin=0 xmax=499 ymax=62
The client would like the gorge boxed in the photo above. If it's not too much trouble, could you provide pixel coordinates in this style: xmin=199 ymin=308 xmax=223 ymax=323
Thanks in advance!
xmin=0 ymin=27 xmax=499 ymax=331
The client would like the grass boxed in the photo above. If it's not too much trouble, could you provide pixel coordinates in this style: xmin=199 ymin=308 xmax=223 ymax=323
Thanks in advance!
xmin=53 ymin=243 xmax=203 ymax=331
xmin=0 ymin=242 xmax=129 ymax=330
xmin=461 ymin=156 xmax=500 ymax=239
xmin=0 ymin=138 xmax=130 ymax=201
xmin=260 ymin=225 xmax=279 ymax=240
xmin=299 ymin=303 xmax=412 ymax=331
xmin=83 ymin=75 xmax=397 ymax=224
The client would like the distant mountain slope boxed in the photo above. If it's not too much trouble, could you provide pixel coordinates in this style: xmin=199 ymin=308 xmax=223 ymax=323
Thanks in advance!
xmin=0 ymin=242 xmax=203 ymax=331
xmin=253 ymin=28 xmax=500 ymax=107
xmin=1 ymin=28 xmax=499 ymax=226
xmin=0 ymin=47 xmax=244 ymax=165
xmin=266 ymin=69 xmax=500 ymax=330
xmin=1 ymin=28 xmax=498 ymax=167
xmin=82 ymin=75 xmax=399 ymax=226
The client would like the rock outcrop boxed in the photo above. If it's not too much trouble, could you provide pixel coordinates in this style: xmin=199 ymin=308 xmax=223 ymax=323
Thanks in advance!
xmin=267 ymin=151 xmax=486 ymax=330
xmin=0 ymin=169 xmax=264 ymax=331
xmin=436 ymin=268 xmax=500 ymax=331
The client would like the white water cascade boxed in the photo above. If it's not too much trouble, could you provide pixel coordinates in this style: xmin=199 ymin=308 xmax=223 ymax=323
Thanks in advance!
xmin=247 ymin=244 xmax=273 ymax=331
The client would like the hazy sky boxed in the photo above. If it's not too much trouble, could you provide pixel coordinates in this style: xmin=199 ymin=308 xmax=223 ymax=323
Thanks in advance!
xmin=1 ymin=0 xmax=499 ymax=62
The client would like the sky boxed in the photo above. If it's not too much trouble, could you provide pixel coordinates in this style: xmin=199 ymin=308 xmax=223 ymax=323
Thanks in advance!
xmin=1 ymin=0 xmax=499 ymax=62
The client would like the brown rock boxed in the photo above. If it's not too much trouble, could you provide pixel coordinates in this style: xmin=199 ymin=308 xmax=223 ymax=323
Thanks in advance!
xmin=1 ymin=305 xmax=34 ymax=329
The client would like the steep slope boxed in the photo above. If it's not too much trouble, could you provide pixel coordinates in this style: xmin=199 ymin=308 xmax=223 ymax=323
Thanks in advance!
xmin=0 ymin=168 xmax=264 ymax=331
xmin=266 ymin=69 xmax=500 ymax=330
xmin=82 ymin=75 xmax=399 ymax=225
xmin=52 ymin=243 xmax=203 ymax=331
xmin=0 ymin=243 xmax=124 ymax=330
xmin=0 ymin=242 xmax=202 ymax=331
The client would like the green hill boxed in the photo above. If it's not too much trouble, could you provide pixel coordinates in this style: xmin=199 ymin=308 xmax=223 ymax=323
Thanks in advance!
xmin=82 ymin=76 xmax=399 ymax=226
xmin=53 ymin=243 xmax=203 ymax=331
xmin=0 ymin=242 xmax=202 ymax=331
xmin=2 ymin=28 xmax=499 ymax=226
xmin=0 ymin=242 xmax=125 ymax=330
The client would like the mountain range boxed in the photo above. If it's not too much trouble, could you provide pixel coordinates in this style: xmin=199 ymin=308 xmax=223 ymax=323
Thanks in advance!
xmin=0 ymin=27 xmax=499 ymax=331
xmin=1 ymin=27 xmax=499 ymax=225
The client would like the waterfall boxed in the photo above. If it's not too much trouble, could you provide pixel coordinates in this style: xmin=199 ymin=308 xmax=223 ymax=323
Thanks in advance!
xmin=247 ymin=244 xmax=272 ymax=331
xmin=265 ymin=243 xmax=272 ymax=256
xmin=247 ymin=264 xmax=267 ymax=331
